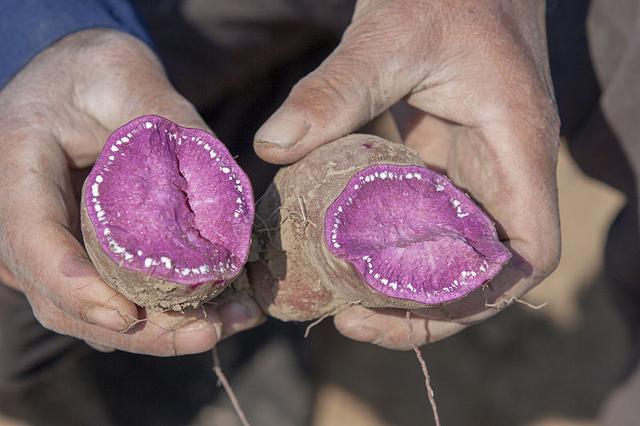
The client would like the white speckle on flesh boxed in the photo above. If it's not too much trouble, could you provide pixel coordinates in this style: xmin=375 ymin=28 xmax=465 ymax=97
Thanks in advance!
xmin=103 ymin=228 xmax=111 ymax=236
xmin=137 ymin=250 xmax=143 ymax=256
xmin=95 ymin=175 xmax=104 ymax=183
xmin=108 ymin=155 xmax=115 ymax=161
xmin=144 ymin=258 xmax=153 ymax=268
xmin=221 ymin=167 xmax=230 ymax=174
xmin=110 ymin=145 xmax=119 ymax=152
xmin=435 ymin=183 xmax=445 ymax=191
xmin=389 ymin=282 xmax=398 ymax=290
xmin=381 ymin=278 xmax=388 ymax=285
xmin=121 ymin=137 xmax=129 ymax=143
xmin=145 ymin=122 xmax=153 ymax=129
xmin=210 ymin=151 xmax=217 ymax=158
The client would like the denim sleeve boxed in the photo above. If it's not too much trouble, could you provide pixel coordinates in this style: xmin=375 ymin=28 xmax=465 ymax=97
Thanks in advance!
xmin=0 ymin=0 xmax=152 ymax=88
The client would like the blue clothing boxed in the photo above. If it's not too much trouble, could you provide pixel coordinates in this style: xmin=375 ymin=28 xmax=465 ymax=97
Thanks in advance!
xmin=0 ymin=0 xmax=151 ymax=88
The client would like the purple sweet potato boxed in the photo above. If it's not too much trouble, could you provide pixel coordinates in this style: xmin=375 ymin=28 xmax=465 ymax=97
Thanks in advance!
xmin=248 ymin=135 xmax=510 ymax=321
xmin=81 ymin=115 xmax=254 ymax=311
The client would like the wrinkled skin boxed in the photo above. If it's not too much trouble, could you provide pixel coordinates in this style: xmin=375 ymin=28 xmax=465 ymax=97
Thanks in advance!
xmin=251 ymin=135 xmax=512 ymax=323
xmin=255 ymin=0 xmax=561 ymax=349
xmin=0 ymin=30 xmax=264 ymax=356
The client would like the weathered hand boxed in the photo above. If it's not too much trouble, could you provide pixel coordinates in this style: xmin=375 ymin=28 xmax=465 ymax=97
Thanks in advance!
xmin=0 ymin=29 xmax=263 ymax=356
xmin=254 ymin=0 xmax=560 ymax=349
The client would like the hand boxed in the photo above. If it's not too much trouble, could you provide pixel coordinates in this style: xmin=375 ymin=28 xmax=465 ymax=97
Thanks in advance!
xmin=0 ymin=29 xmax=264 ymax=356
xmin=254 ymin=0 xmax=560 ymax=349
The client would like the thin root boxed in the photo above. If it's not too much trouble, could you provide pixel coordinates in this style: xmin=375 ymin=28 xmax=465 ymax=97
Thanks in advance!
xmin=304 ymin=313 xmax=331 ymax=338
xmin=304 ymin=300 xmax=363 ymax=338
xmin=484 ymin=295 xmax=547 ymax=311
xmin=406 ymin=311 xmax=441 ymax=426
xmin=119 ymin=309 xmax=171 ymax=333
xmin=212 ymin=347 xmax=251 ymax=426
xmin=283 ymin=196 xmax=317 ymax=238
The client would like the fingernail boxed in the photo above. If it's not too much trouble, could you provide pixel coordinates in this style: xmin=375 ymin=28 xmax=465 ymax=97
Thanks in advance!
xmin=173 ymin=320 xmax=219 ymax=355
xmin=84 ymin=306 xmax=128 ymax=331
xmin=222 ymin=300 xmax=260 ymax=324
xmin=255 ymin=107 xmax=310 ymax=147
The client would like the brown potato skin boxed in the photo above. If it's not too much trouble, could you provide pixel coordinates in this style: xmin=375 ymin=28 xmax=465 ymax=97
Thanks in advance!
xmin=80 ymin=182 xmax=231 ymax=312
xmin=248 ymin=135 xmax=432 ymax=321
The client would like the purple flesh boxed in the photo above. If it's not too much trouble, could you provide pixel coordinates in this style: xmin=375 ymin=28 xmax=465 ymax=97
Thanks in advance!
xmin=85 ymin=115 xmax=254 ymax=286
xmin=324 ymin=164 xmax=511 ymax=304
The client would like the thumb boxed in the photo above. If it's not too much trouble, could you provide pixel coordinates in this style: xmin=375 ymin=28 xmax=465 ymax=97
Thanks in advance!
xmin=79 ymin=32 xmax=210 ymax=133
xmin=254 ymin=11 xmax=426 ymax=164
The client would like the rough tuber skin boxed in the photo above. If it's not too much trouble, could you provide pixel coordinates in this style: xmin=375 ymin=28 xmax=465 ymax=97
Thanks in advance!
xmin=81 ymin=115 xmax=254 ymax=311
xmin=248 ymin=135 xmax=511 ymax=321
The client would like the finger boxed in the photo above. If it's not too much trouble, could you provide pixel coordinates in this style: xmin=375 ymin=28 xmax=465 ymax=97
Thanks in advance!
xmin=334 ymin=306 xmax=466 ymax=350
xmin=254 ymin=6 xmax=429 ymax=164
xmin=217 ymin=292 xmax=267 ymax=339
xmin=0 ymin=260 xmax=20 ymax=291
xmin=28 ymin=288 xmax=221 ymax=356
xmin=358 ymin=111 xmax=402 ymax=143
xmin=77 ymin=33 xmax=210 ymax=133
xmin=0 ymin=140 xmax=139 ymax=332
xmin=85 ymin=340 xmax=116 ymax=353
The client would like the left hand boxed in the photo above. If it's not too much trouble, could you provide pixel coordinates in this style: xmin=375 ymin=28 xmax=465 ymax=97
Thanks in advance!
xmin=254 ymin=0 xmax=561 ymax=349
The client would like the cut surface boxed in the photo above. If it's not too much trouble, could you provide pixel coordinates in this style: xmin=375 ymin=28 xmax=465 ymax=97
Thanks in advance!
xmin=324 ymin=164 xmax=511 ymax=304
xmin=84 ymin=115 xmax=254 ymax=286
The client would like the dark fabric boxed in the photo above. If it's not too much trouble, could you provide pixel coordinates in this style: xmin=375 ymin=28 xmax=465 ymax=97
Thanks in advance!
xmin=0 ymin=0 xmax=151 ymax=88
xmin=546 ymin=0 xmax=600 ymax=137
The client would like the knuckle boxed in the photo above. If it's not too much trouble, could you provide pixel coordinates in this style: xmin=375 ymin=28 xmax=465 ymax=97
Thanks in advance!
xmin=530 ymin=239 xmax=561 ymax=279
xmin=30 ymin=303 xmax=58 ymax=332
xmin=289 ymin=71 xmax=355 ymax=120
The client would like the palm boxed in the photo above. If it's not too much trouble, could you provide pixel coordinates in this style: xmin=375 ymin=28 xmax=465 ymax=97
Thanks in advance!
xmin=333 ymin=107 xmax=559 ymax=348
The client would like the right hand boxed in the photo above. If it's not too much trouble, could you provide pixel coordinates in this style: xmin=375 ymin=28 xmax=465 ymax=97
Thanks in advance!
xmin=0 ymin=29 xmax=264 ymax=356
